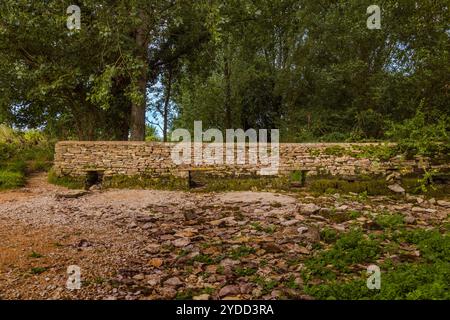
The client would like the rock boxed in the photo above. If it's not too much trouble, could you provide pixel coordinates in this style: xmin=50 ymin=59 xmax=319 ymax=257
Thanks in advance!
xmin=262 ymin=243 xmax=283 ymax=253
xmin=183 ymin=207 xmax=197 ymax=220
xmin=386 ymin=172 xmax=401 ymax=182
xmin=133 ymin=274 xmax=145 ymax=281
xmin=164 ymin=277 xmax=183 ymax=288
xmin=219 ymin=285 xmax=240 ymax=298
xmin=388 ymin=184 xmax=405 ymax=194
xmin=89 ymin=184 xmax=101 ymax=191
xmin=128 ymin=222 xmax=138 ymax=229
xmin=146 ymin=275 xmax=161 ymax=286
xmin=148 ymin=258 xmax=163 ymax=268
xmin=77 ymin=239 xmax=92 ymax=248
xmin=404 ymin=216 xmax=416 ymax=224
xmin=220 ymin=258 xmax=240 ymax=267
xmin=333 ymin=224 xmax=346 ymax=232
xmin=173 ymin=238 xmax=190 ymax=247
xmin=144 ymin=244 xmax=161 ymax=254
xmin=319 ymin=208 xmax=332 ymax=215
xmin=296 ymin=246 xmax=310 ymax=255
xmin=300 ymin=226 xmax=320 ymax=243
xmin=141 ymin=223 xmax=154 ymax=230
xmin=210 ymin=217 xmax=236 ymax=227
xmin=297 ymin=226 xmax=309 ymax=234
xmin=412 ymin=207 xmax=436 ymax=213
xmin=300 ymin=203 xmax=321 ymax=215
xmin=310 ymin=215 xmax=327 ymax=221
xmin=135 ymin=216 xmax=157 ymax=223
xmin=159 ymin=287 xmax=177 ymax=299
xmin=55 ymin=190 xmax=88 ymax=199
xmin=271 ymin=290 xmax=283 ymax=298
xmin=193 ymin=294 xmax=210 ymax=300
xmin=437 ymin=200 xmax=450 ymax=208
xmin=252 ymin=288 xmax=263 ymax=298
xmin=239 ymin=283 xmax=254 ymax=294
xmin=281 ymin=220 xmax=299 ymax=226
xmin=222 ymin=296 xmax=241 ymax=300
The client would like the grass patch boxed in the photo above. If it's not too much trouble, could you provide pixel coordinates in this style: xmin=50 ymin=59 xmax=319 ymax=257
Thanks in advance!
xmin=29 ymin=251 xmax=44 ymax=259
xmin=250 ymin=222 xmax=277 ymax=234
xmin=30 ymin=267 xmax=48 ymax=275
xmin=320 ymin=227 xmax=339 ymax=244
xmin=251 ymin=275 xmax=279 ymax=294
xmin=374 ymin=213 xmax=405 ymax=229
xmin=103 ymin=174 xmax=189 ymax=190
xmin=309 ymin=177 xmax=391 ymax=196
xmin=229 ymin=246 xmax=256 ymax=259
xmin=48 ymin=169 xmax=85 ymax=189
xmin=191 ymin=175 xmax=290 ymax=193
xmin=304 ymin=229 xmax=381 ymax=280
xmin=304 ymin=228 xmax=450 ymax=299
xmin=234 ymin=266 xmax=257 ymax=277
xmin=0 ymin=170 xmax=25 ymax=190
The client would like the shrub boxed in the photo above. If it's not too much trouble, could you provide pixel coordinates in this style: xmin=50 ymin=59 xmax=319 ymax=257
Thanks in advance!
xmin=0 ymin=170 xmax=25 ymax=189
xmin=0 ymin=126 xmax=55 ymax=190
xmin=386 ymin=106 xmax=450 ymax=158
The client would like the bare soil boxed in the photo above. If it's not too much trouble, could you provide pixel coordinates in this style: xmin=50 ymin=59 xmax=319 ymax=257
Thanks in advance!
xmin=0 ymin=173 xmax=448 ymax=300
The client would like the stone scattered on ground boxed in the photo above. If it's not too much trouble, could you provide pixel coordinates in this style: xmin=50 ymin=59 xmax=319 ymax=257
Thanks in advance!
xmin=0 ymin=173 xmax=448 ymax=300
xmin=388 ymin=184 xmax=406 ymax=194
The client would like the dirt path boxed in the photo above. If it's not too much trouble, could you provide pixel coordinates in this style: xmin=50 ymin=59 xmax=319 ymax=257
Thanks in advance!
xmin=0 ymin=172 xmax=65 ymax=204
xmin=0 ymin=174 xmax=448 ymax=300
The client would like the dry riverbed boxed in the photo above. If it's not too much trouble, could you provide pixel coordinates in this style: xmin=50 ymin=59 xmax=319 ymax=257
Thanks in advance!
xmin=0 ymin=173 xmax=448 ymax=300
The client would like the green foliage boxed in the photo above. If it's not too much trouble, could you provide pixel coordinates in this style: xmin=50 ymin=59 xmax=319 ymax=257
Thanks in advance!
xmin=1 ymin=1 xmax=448 ymax=141
xmin=414 ymin=169 xmax=439 ymax=194
xmin=374 ymin=213 xmax=405 ymax=229
xmin=102 ymin=174 xmax=189 ymax=190
xmin=0 ymin=170 xmax=25 ymax=190
xmin=305 ymin=262 xmax=450 ymax=300
xmin=386 ymin=107 xmax=450 ymax=158
xmin=251 ymin=275 xmax=279 ymax=294
xmin=174 ymin=2 xmax=449 ymax=142
xmin=0 ymin=126 xmax=54 ymax=189
xmin=29 ymin=251 xmax=44 ymax=259
xmin=310 ymin=178 xmax=391 ymax=196
xmin=234 ymin=266 xmax=257 ymax=277
xmin=30 ymin=267 xmax=48 ymax=275
xmin=145 ymin=125 xmax=161 ymax=142
xmin=320 ymin=228 xmax=339 ymax=244
xmin=305 ymin=229 xmax=381 ymax=279
xmin=47 ymin=170 xmax=85 ymax=190
xmin=229 ymin=246 xmax=256 ymax=260
xmin=305 ymin=230 xmax=450 ymax=300
xmin=190 ymin=175 xmax=290 ymax=193
xmin=251 ymin=222 xmax=277 ymax=234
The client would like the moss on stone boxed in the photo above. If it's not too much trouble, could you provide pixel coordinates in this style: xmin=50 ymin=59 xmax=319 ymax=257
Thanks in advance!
xmin=48 ymin=168 xmax=450 ymax=198
xmin=402 ymin=177 xmax=450 ymax=198
xmin=309 ymin=177 xmax=391 ymax=196
xmin=190 ymin=176 xmax=290 ymax=193
xmin=48 ymin=169 xmax=85 ymax=190
xmin=102 ymin=174 xmax=189 ymax=190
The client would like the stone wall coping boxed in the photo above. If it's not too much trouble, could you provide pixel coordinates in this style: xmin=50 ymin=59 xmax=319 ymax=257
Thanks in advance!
xmin=56 ymin=141 xmax=395 ymax=147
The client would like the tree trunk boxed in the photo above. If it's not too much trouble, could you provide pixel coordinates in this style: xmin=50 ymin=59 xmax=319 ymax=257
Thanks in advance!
xmin=162 ymin=67 xmax=173 ymax=142
xmin=130 ymin=24 xmax=148 ymax=141
xmin=224 ymin=44 xmax=232 ymax=129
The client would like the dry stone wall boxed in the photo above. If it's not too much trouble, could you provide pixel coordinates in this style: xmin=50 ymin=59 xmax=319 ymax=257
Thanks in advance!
xmin=54 ymin=141 xmax=445 ymax=179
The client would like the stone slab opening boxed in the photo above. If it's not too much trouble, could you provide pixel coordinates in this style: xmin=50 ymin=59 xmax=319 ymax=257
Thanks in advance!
xmin=85 ymin=170 xmax=104 ymax=190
